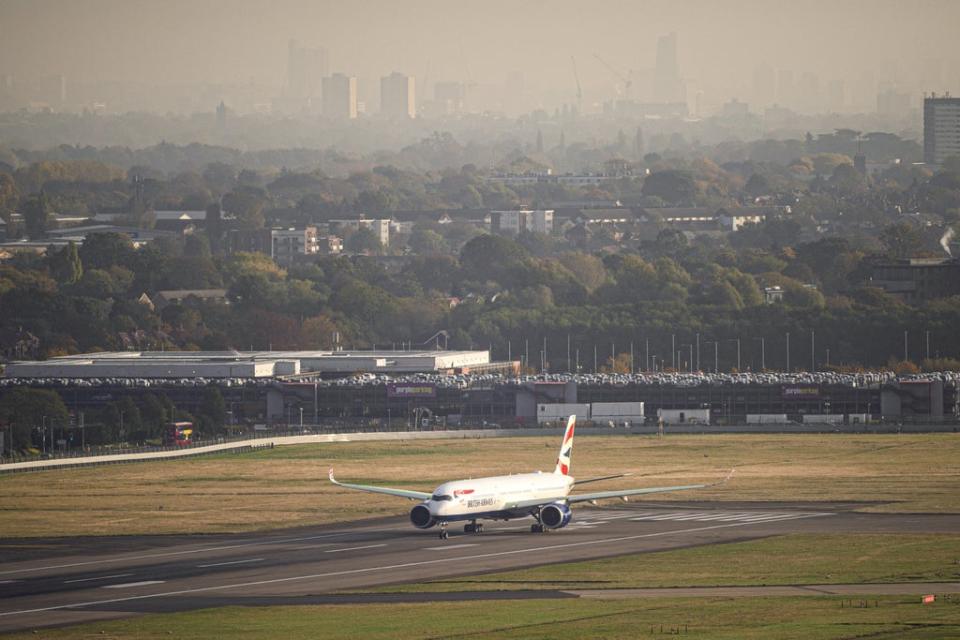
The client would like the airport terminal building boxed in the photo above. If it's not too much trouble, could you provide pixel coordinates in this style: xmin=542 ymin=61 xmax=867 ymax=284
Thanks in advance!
xmin=2 ymin=350 xmax=958 ymax=429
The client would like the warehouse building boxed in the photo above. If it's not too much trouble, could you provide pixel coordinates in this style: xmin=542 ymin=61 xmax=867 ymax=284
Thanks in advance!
xmin=2 ymin=349 xmax=503 ymax=379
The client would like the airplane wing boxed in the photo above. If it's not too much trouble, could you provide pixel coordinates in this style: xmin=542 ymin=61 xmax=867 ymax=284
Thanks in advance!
xmin=328 ymin=468 xmax=432 ymax=501
xmin=568 ymin=469 xmax=735 ymax=504
xmin=572 ymin=473 xmax=633 ymax=487
xmin=505 ymin=469 xmax=735 ymax=509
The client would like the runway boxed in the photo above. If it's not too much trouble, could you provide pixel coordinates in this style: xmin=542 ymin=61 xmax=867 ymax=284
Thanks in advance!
xmin=1 ymin=501 xmax=958 ymax=634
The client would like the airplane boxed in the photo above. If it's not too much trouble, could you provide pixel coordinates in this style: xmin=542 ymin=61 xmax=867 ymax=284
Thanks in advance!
xmin=329 ymin=415 xmax=733 ymax=539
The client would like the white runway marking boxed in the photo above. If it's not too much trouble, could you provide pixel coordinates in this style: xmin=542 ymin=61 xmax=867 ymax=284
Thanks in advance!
xmin=197 ymin=558 xmax=264 ymax=568
xmin=423 ymin=544 xmax=477 ymax=551
xmin=324 ymin=544 xmax=387 ymax=554
xmin=102 ymin=581 xmax=165 ymax=589
xmin=0 ymin=515 xmax=832 ymax=619
xmin=629 ymin=510 xmax=831 ymax=524
xmin=64 ymin=573 xmax=133 ymax=584
xmin=0 ymin=581 xmax=17 ymax=585
xmin=0 ymin=531 xmax=356 ymax=576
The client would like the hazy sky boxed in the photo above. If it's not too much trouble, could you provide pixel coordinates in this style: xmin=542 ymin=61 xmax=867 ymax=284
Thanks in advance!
xmin=2 ymin=0 xmax=958 ymax=96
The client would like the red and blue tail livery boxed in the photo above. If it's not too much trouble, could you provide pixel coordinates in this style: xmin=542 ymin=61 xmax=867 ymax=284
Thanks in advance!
xmin=554 ymin=414 xmax=576 ymax=476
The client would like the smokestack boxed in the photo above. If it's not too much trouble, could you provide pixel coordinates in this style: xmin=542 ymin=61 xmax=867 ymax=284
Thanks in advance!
xmin=940 ymin=227 xmax=955 ymax=257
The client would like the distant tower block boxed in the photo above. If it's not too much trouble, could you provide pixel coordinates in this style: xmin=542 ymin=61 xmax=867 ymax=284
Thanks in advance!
xmin=924 ymin=94 xmax=960 ymax=166
xmin=322 ymin=74 xmax=358 ymax=119
xmin=381 ymin=72 xmax=416 ymax=118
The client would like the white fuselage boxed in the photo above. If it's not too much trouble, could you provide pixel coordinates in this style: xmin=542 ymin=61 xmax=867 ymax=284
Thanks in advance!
xmin=426 ymin=471 xmax=575 ymax=521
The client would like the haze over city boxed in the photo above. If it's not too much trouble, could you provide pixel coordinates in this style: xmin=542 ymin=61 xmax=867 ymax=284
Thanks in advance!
xmin=2 ymin=0 xmax=959 ymax=118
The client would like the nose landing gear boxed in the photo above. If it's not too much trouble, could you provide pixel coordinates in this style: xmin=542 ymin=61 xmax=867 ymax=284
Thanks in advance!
xmin=438 ymin=522 xmax=449 ymax=540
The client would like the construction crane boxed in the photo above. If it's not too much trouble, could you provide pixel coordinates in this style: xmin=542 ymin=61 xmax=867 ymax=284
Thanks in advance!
xmin=593 ymin=54 xmax=632 ymax=98
xmin=570 ymin=56 xmax=583 ymax=113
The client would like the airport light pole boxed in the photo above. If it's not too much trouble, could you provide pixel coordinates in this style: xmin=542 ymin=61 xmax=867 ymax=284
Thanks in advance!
xmin=695 ymin=332 xmax=700 ymax=372
xmin=671 ymin=334 xmax=676 ymax=370
xmin=680 ymin=344 xmax=693 ymax=373
xmin=703 ymin=341 xmax=719 ymax=374
xmin=786 ymin=331 xmax=790 ymax=372
xmin=811 ymin=329 xmax=815 ymax=372
xmin=753 ymin=337 xmax=765 ymax=370
xmin=728 ymin=338 xmax=741 ymax=372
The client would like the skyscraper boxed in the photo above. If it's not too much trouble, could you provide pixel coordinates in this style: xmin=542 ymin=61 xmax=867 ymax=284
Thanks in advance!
xmin=924 ymin=95 xmax=960 ymax=166
xmin=322 ymin=74 xmax=358 ymax=119
xmin=653 ymin=32 xmax=683 ymax=104
xmin=381 ymin=72 xmax=416 ymax=118
xmin=287 ymin=39 xmax=328 ymax=107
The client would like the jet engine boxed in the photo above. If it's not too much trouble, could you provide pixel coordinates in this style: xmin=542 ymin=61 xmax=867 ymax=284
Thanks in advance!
xmin=409 ymin=504 xmax=436 ymax=529
xmin=540 ymin=503 xmax=572 ymax=529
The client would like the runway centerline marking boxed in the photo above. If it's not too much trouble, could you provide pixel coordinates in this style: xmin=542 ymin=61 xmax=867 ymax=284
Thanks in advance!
xmin=324 ymin=544 xmax=387 ymax=554
xmin=0 ymin=513 xmax=832 ymax=619
xmin=0 ymin=531 xmax=359 ymax=576
xmin=197 ymin=558 xmax=264 ymax=568
xmin=101 ymin=581 xmax=165 ymax=589
xmin=423 ymin=544 xmax=477 ymax=551
xmin=64 ymin=573 xmax=133 ymax=584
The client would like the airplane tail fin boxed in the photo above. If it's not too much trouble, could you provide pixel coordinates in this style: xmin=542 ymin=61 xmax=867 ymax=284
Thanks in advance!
xmin=553 ymin=415 xmax=576 ymax=475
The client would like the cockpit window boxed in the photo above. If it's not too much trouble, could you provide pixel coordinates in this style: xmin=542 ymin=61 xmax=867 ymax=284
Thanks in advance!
xmin=431 ymin=494 xmax=453 ymax=501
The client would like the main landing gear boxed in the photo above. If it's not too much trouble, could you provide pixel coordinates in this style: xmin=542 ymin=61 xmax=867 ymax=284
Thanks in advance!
xmin=530 ymin=509 xmax=547 ymax=533
xmin=464 ymin=520 xmax=484 ymax=534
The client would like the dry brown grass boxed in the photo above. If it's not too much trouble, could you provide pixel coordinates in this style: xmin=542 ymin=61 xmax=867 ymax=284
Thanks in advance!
xmin=2 ymin=433 xmax=959 ymax=538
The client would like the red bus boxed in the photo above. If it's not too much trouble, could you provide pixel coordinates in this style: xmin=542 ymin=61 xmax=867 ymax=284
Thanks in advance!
xmin=163 ymin=422 xmax=194 ymax=447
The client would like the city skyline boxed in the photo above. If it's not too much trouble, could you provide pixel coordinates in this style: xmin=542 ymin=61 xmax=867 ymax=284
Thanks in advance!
xmin=0 ymin=0 xmax=958 ymax=117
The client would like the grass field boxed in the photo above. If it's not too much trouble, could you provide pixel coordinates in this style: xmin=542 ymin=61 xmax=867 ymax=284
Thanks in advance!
xmin=364 ymin=533 xmax=960 ymax=593
xmin=2 ymin=433 xmax=960 ymax=538
xmin=5 ymin=596 xmax=960 ymax=640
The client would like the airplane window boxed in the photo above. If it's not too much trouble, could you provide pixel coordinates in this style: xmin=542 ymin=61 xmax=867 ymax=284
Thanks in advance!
xmin=431 ymin=494 xmax=453 ymax=501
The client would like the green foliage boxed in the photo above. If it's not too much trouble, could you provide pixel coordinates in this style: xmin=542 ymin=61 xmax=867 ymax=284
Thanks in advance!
xmin=879 ymin=222 xmax=924 ymax=259
xmin=345 ymin=226 xmax=383 ymax=255
xmin=22 ymin=191 xmax=51 ymax=239
xmin=641 ymin=169 xmax=696 ymax=204
xmin=47 ymin=241 xmax=83 ymax=285
xmin=0 ymin=388 xmax=68 ymax=451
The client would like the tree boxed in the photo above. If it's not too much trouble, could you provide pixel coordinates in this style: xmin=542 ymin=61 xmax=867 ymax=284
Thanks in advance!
xmin=197 ymin=386 xmax=227 ymax=435
xmin=79 ymin=232 xmax=136 ymax=270
xmin=408 ymin=228 xmax=449 ymax=255
xmin=22 ymin=191 xmax=51 ymax=239
xmin=744 ymin=173 xmax=770 ymax=198
xmin=830 ymin=163 xmax=866 ymax=192
xmin=0 ymin=388 xmax=69 ymax=452
xmin=222 ymin=187 xmax=267 ymax=230
xmin=48 ymin=241 xmax=83 ymax=285
xmin=459 ymin=234 xmax=527 ymax=281
xmin=0 ymin=172 xmax=18 ymax=224
xmin=879 ymin=222 xmax=923 ymax=259
xmin=641 ymin=170 xmax=696 ymax=204
xmin=345 ymin=227 xmax=383 ymax=255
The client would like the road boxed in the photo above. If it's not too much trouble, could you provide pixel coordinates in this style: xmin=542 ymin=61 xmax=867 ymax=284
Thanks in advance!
xmin=1 ymin=501 xmax=958 ymax=633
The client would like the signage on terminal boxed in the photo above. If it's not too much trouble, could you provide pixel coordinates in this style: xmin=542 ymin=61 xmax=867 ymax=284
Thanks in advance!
xmin=782 ymin=384 xmax=821 ymax=399
xmin=387 ymin=383 xmax=437 ymax=398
